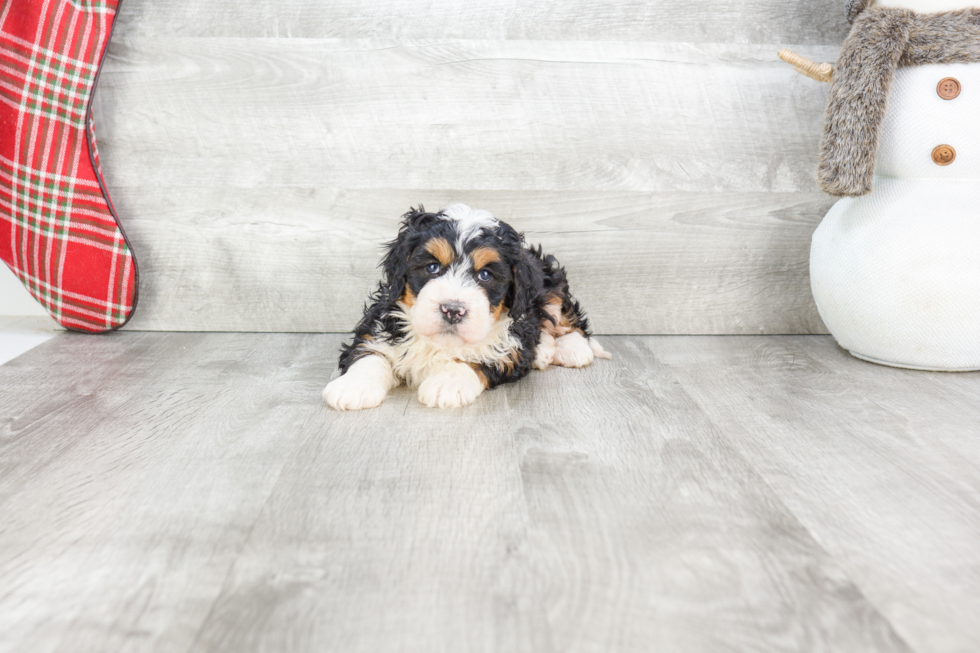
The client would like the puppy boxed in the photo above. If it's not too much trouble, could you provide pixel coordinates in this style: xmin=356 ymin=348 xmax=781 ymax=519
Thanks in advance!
xmin=323 ymin=204 xmax=610 ymax=410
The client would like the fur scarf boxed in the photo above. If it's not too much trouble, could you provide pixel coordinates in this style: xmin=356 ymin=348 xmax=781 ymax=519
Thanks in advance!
xmin=818 ymin=7 xmax=980 ymax=197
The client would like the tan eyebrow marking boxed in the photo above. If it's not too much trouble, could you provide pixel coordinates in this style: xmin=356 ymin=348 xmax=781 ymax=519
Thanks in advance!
xmin=425 ymin=237 xmax=454 ymax=267
xmin=470 ymin=246 xmax=501 ymax=271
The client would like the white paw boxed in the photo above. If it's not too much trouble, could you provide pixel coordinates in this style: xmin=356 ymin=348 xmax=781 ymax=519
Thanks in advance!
xmin=533 ymin=332 xmax=556 ymax=370
xmin=323 ymin=355 xmax=395 ymax=411
xmin=417 ymin=365 xmax=484 ymax=408
xmin=552 ymin=331 xmax=595 ymax=368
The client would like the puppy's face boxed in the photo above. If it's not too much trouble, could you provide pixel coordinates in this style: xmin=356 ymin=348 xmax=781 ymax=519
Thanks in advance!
xmin=390 ymin=205 xmax=517 ymax=347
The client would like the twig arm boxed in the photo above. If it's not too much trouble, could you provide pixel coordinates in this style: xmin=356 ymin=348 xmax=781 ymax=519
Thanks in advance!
xmin=778 ymin=49 xmax=834 ymax=83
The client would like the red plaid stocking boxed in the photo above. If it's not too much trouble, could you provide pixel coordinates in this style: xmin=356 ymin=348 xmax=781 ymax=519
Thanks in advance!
xmin=0 ymin=0 xmax=137 ymax=332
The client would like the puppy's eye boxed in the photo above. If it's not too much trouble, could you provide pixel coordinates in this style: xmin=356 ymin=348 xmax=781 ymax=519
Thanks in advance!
xmin=477 ymin=269 xmax=492 ymax=282
xmin=426 ymin=263 xmax=441 ymax=274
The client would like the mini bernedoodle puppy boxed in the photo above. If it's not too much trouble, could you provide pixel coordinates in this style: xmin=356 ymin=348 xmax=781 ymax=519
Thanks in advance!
xmin=323 ymin=204 xmax=610 ymax=410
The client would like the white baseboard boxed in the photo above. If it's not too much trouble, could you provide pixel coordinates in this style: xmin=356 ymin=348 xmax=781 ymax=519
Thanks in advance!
xmin=0 ymin=316 xmax=63 ymax=366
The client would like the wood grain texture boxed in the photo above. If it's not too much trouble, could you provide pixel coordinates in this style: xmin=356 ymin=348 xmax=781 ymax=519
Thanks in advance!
xmin=192 ymin=337 xmax=909 ymax=653
xmin=89 ymin=1 xmax=847 ymax=333
xmin=508 ymin=337 xmax=908 ymax=653
xmin=0 ymin=332 xmax=330 ymax=652
xmin=94 ymin=40 xmax=837 ymax=194
xmin=656 ymin=336 xmax=980 ymax=653
xmin=111 ymin=0 xmax=850 ymax=44
xmin=111 ymin=187 xmax=833 ymax=333
xmin=0 ymin=333 xmax=949 ymax=652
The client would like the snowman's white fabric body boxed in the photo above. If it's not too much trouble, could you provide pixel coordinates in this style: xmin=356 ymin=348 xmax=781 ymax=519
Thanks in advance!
xmin=812 ymin=63 xmax=980 ymax=369
xmin=809 ymin=2 xmax=980 ymax=370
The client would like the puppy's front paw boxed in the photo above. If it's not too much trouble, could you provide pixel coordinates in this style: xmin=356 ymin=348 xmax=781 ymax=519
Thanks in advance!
xmin=323 ymin=355 xmax=395 ymax=411
xmin=552 ymin=331 xmax=595 ymax=368
xmin=533 ymin=332 xmax=556 ymax=370
xmin=323 ymin=374 xmax=388 ymax=411
xmin=418 ymin=365 xmax=484 ymax=408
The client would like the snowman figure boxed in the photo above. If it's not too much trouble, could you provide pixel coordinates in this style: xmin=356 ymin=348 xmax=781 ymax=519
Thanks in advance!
xmin=781 ymin=0 xmax=980 ymax=370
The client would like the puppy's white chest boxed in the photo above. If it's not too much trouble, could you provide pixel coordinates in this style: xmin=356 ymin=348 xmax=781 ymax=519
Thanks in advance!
xmin=387 ymin=338 xmax=465 ymax=387
xmin=369 ymin=311 xmax=519 ymax=387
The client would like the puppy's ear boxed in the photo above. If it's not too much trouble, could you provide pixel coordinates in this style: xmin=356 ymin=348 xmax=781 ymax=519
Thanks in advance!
xmin=499 ymin=223 xmax=539 ymax=321
xmin=380 ymin=206 xmax=433 ymax=303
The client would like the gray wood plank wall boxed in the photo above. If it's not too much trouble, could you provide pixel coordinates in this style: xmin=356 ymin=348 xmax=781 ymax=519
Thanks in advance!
xmin=92 ymin=0 xmax=850 ymax=333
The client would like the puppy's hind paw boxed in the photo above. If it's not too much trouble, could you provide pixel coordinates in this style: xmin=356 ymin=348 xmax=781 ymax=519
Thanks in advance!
xmin=552 ymin=331 xmax=595 ymax=368
xmin=590 ymin=338 xmax=612 ymax=360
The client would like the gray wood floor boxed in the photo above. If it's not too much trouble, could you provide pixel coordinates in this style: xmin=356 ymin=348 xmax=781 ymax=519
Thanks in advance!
xmin=1 ymin=333 xmax=978 ymax=653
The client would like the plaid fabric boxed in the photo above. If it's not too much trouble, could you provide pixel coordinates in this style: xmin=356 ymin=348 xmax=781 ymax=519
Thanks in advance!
xmin=0 ymin=0 xmax=137 ymax=332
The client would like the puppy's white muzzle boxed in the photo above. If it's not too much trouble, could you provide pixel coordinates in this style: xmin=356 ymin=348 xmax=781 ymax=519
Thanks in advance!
xmin=410 ymin=268 xmax=493 ymax=346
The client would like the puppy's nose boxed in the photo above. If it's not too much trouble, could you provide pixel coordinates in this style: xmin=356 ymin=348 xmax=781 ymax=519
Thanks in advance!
xmin=440 ymin=301 xmax=467 ymax=324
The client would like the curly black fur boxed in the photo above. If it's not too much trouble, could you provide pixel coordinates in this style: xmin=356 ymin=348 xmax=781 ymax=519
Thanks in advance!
xmin=338 ymin=207 xmax=439 ymax=373
xmin=479 ymin=238 xmax=592 ymax=389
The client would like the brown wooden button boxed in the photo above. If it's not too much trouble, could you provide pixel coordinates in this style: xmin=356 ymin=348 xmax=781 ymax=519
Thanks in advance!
xmin=937 ymin=77 xmax=961 ymax=100
xmin=932 ymin=144 xmax=956 ymax=166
